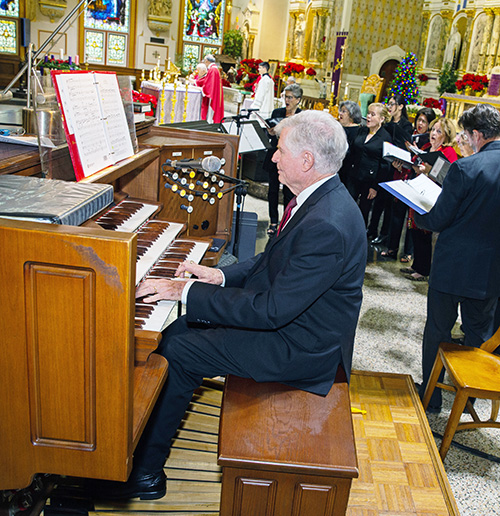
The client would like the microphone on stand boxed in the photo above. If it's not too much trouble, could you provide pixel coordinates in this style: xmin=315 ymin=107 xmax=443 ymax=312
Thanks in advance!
xmin=165 ymin=155 xmax=223 ymax=172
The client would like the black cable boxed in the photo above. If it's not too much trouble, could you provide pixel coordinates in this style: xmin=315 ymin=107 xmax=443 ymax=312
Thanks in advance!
xmin=431 ymin=430 xmax=500 ymax=463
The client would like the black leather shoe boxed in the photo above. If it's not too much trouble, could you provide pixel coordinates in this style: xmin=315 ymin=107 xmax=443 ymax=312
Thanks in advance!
xmin=371 ymin=235 xmax=388 ymax=245
xmin=89 ymin=470 xmax=166 ymax=500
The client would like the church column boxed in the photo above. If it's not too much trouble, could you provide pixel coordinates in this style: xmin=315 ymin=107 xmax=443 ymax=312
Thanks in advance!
xmin=437 ymin=10 xmax=454 ymax=69
xmin=308 ymin=10 xmax=321 ymax=63
xmin=418 ymin=11 xmax=431 ymax=67
xmin=486 ymin=8 xmax=500 ymax=71
xmin=458 ymin=9 xmax=475 ymax=72
xmin=314 ymin=9 xmax=329 ymax=66
xmin=286 ymin=13 xmax=298 ymax=62
xmin=478 ymin=8 xmax=494 ymax=73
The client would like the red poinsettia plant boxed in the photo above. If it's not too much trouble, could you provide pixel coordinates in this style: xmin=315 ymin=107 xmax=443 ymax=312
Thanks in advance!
xmin=133 ymin=90 xmax=157 ymax=116
xmin=423 ymin=97 xmax=441 ymax=109
xmin=455 ymin=73 xmax=489 ymax=93
xmin=418 ymin=73 xmax=429 ymax=83
xmin=236 ymin=58 xmax=262 ymax=91
xmin=306 ymin=67 xmax=317 ymax=77
xmin=283 ymin=62 xmax=305 ymax=76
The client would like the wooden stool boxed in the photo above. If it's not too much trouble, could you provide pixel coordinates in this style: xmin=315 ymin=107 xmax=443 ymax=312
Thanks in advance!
xmin=218 ymin=375 xmax=358 ymax=516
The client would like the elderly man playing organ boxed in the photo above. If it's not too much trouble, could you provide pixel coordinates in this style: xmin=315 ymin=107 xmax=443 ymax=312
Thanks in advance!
xmin=92 ymin=110 xmax=367 ymax=499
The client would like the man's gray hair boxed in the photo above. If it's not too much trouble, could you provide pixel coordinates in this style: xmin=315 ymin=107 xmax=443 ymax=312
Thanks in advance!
xmin=284 ymin=83 xmax=303 ymax=99
xmin=204 ymin=54 xmax=216 ymax=63
xmin=459 ymin=103 xmax=500 ymax=140
xmin=275 ymin=111 xmax=348 ymax=175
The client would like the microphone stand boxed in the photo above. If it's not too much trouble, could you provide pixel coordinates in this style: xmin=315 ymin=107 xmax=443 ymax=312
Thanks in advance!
xmin=1 ymin=0 xmax=91 ymax=104
xmin=220 ymin=109 xmax=255 ymax=260
xmin=229 ymin=180 xmax=248 ymax=260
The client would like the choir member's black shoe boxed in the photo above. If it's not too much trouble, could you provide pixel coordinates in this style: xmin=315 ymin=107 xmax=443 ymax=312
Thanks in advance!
xmin=371 ymin=235 xmax=388 ymax=245
xmin=426 ymin=403 xmax=442 ymax=414
xmin=88 ymin=469 xmax=166 ymax=500
xmin=415 ymin=382 xmax=442 ymax=413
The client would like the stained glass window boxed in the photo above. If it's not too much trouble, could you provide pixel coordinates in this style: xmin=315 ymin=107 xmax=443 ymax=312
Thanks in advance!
xmin=0 ymin=0 xmax=19 ymax=17
xmin=107 ymin=33 xmax=126 ymax=65
xmin=183 ymin=0 xmax=225 ymax=47
xmin=183 ymin=44 xmax=200 ymax=71
xmin=84 ymin=0 xmax=130 ymax=33
xmin=0 ymin=0 xmax=18 ymax=55
xmin=83 ymin=0 xmax=130 ymax=66
xmin=0 ymin=18 xmax=16 ymax=54
xmin=202 ymin=46 xmax=217 ymax=58
xmin=85 ymin=30 xmax=105 ymax=64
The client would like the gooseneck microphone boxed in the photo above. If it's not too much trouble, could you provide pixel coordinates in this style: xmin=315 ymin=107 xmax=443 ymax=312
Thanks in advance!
xmin=165 ymin=156 xmax=223 ymax=173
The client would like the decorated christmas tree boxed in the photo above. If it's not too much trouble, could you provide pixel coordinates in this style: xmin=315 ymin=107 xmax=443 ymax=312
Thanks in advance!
xmin=386 ymin=52 xmax=419 ymax=103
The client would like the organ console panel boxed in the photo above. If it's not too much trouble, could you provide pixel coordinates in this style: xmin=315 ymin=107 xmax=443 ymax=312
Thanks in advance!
xmin=0 ymin=217 xmax=167 ymax=490
xmin=0 ymin=124 xmax=239 ymax=491
xmin=139 ymin=126 xmax=240 ymax=265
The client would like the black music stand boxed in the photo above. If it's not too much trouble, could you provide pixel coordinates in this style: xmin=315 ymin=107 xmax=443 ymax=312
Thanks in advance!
xmin=162 ymin=119 xmax=228 ymax=134
xmin=221 ymin=116 xmax=270 ymax=259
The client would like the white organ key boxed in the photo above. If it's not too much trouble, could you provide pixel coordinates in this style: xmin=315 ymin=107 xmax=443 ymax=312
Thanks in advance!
xmin=135 ymin=240 xmax=211 ymax=332
xmin=135 ymin=221 xmax=184 ymax=285
xmin=113 ymin=202 xmax=157 ymax=232
xmin=135 ymin=301 xmax=176 ymax=332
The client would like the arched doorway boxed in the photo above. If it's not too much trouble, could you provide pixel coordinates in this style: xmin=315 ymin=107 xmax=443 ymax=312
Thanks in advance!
xmin=379 ymin=59 xmax=399 ymax=101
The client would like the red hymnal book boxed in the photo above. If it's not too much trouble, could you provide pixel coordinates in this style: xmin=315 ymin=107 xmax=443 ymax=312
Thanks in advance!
xmin=51 ymin=70 xmax=134 ymax=181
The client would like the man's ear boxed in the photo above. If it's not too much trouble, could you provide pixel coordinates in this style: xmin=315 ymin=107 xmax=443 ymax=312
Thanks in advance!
xmin=302 ymin=151 xmax=314 ymax=171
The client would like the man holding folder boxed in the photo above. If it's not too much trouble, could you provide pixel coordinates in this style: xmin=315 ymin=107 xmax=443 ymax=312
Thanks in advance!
xmin=415 ymin=104 xmax=500 ymax=411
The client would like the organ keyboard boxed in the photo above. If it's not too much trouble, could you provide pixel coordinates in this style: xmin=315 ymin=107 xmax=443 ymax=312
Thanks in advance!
xmin=135 ymin=238 xmax=210 ymax=332
xmin=96 ymin=199 xmax=159 ymax=233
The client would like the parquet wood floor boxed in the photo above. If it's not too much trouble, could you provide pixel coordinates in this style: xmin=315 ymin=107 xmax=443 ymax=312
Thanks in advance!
xmin=53 ymin=372 xmax=459 ymax=515
xmin=347 ymin=371 xmax=459 ymax=516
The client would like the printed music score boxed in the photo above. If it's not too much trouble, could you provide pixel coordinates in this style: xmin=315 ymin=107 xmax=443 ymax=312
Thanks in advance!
xmin=51 ymin=70 xmax=134 ymax=181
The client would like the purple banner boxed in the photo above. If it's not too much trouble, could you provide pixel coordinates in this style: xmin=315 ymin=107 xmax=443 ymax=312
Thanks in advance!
xmin=331 ymin=32 xmax=348 ymax=102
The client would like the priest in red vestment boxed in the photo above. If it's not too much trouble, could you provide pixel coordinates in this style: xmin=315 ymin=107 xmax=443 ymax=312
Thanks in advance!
xmin=196 ymin=54 xmax=224 ymax=123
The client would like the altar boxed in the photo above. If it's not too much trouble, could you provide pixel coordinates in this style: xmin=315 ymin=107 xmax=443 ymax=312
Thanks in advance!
xmin=141 ymin=80 xmax=203 ymax=125
xmin=442 ymin=92 xmax=500 ymax=121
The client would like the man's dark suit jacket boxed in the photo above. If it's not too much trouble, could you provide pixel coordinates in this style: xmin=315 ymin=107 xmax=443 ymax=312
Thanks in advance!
xmin=415 ymin=140 xmax=500 ymax=300
xmin=185 ymin=175 xmax=367 ymax=396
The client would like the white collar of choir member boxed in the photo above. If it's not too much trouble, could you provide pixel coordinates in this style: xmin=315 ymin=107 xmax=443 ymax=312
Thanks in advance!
xmin=292 ymin=175 xmax=335 ymax=217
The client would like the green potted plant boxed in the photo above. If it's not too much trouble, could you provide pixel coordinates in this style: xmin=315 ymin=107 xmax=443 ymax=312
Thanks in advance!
xmin=223 ymin=29 xmax=244 ymax=60
xmin=438 ymin=63 xmax=458 ymax=95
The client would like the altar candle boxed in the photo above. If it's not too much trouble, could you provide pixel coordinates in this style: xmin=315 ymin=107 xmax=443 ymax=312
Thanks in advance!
xmin=344 ymin=82 xmax=349 ymax=97
xmin=68 ymin=56 xmax=72 ymax=65
xmin=59 ymin=48 xmax=64 ymax=60
xmin=75 ymin=54 xmax=79 ymax=66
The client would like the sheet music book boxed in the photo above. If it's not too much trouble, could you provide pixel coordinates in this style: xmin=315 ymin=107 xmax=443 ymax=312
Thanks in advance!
xmin=382 ymin=141 xmax=413 ymax=168
xmin=379 ymin=174 xmax=442 ymax=215
xmin=51 ymin=70 xmax=134 ymax=181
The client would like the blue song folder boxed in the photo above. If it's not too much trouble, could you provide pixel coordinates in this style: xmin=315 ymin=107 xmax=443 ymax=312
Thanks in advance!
xmin=379 ymin=174 xmax=442 ymax=215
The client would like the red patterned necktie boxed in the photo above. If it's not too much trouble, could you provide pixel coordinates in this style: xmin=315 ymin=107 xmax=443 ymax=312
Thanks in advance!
xmin=277 ymin=197 xmax=297 ymax=235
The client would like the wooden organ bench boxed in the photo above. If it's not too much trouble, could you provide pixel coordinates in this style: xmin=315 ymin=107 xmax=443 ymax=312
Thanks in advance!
xmin=217 ymin=375 xmax=358 ymax=516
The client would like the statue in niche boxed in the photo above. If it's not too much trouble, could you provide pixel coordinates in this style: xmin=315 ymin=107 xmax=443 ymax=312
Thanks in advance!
xmin=443 ymin=25 xmax=462 ymax=69
xmin=294 ymin=13 xmax=305 ymax=58
xmin=148 ymin=0 xmax=172 ymax=18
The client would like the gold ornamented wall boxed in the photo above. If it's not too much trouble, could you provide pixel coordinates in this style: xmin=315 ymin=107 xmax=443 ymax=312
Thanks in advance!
xmin=344 ymin=0 xmax=424 ymax=76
